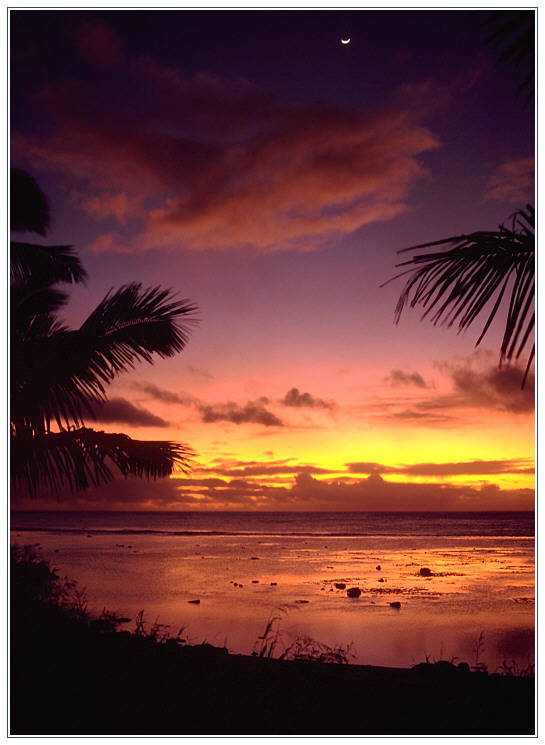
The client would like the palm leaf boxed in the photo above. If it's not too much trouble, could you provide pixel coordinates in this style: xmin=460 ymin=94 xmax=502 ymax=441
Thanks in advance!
xmin=11 ymin=283 xmax=198 ymax=435
xmin=384 ymin=206 xmax=535 ymax=386
xmin=479 ymin=10 xmax=535 ymax=104
xmin=11 ymin=427 xmax=194 ymax=495
xmin=11 ymin=242 xmax=87 ymax=289
xmin=11 ymin=286 xmax=71 ymax=332
xmin=10 ymin=168 xmax=51 ymax=236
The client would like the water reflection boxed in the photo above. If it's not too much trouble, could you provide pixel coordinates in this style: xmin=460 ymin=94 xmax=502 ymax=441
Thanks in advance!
xmin=10 ymin=529 xmax=534 ymax=671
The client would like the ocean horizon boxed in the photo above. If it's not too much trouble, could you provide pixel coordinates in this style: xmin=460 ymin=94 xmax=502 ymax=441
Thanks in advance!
xmin=10 ymin=509 xmax=535 ymax=535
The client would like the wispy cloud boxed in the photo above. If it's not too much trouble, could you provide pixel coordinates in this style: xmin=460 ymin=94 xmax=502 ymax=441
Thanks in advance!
xmin=347 ymin=458 xmax=534 ymax=476
xmin=201 ymin=457 xmax=334 ymax=477
xmin=12 ymin=17 xmax=441 ymax=254
xmin=484 ymin=156 xmax=534 ymax=203
xmin=186 ymin=365 xmax=215 ymax=381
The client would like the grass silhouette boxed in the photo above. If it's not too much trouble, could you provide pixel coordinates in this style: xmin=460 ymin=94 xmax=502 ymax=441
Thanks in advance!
xmin=10 ymin=546 xmax=535 ymax=736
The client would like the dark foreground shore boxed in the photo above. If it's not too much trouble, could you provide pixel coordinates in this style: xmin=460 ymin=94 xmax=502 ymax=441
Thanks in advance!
xmin=11 ymin=608 xmax=535 ymax=736
xmin=10 ymin=547 xmax=535 ymax=736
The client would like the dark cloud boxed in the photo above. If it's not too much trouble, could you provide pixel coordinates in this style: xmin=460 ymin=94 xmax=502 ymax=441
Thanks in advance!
xmin=198 ymin=399 xmax=283 ymax=427
xmin=280 ymin=387 xmax=334 ymax=409
xmin=90 ymin=397 xmax=170 ymax=427
xmin=287 ymin=472 xmax=534 ymax=512
xmin=131 ymin=387 xmax=287 ymax=427
xmin=347 ymin=458 xmax=534 ymax=476
xmin=12 ymin=468 xmax=534 ymax=512
xmin=345 ymin=462 xmax=387 ymax=474
xmin=384 ymin=369 xmax=430 ymax=388
xmin=370 ymin=354 xmax=534 ymax=427
xmin=444 ymin=356 xmax=535 ymax=414
xmin=12 ymin=18 xmax=440 ymax=254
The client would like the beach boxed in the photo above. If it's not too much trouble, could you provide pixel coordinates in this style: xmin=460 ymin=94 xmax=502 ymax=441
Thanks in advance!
xmin=10 ymin=511 xmax=535 ymax=673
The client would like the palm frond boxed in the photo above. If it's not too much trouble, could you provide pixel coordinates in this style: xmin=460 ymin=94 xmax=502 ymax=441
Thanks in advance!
xmin=11 ymin=242 xmax=87 ymax=288
xmin=10 ymin=428 xmax=195 ymax=496
xmin=478 ymin=10 xmax=535 ymax=104
xmin=10 ymin=283 xmax=198 ymax=435
xmin=384 ymin=206 xmax=535 ymax=386
xmin=11 ymin=286 xmax=71 ymax=330
xmin=10 ymin=171 xmax=199 ymax=497
xmin=10 ymin=169 xmax=50 ymax=236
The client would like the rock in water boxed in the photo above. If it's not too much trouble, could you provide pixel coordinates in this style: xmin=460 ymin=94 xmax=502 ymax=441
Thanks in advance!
xmin=419 ymin=567 xmax=432 ymax=577
xmin=346 ymin=587 xmax=361 ymax=598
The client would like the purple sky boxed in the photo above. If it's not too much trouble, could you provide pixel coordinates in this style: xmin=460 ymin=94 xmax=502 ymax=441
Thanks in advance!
xmin=10 ymin=8 xmax=535 ymax=511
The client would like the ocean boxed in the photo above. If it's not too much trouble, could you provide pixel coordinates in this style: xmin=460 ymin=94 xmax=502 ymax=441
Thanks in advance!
xmin=10 ymin=510 xmax=535 ymax=671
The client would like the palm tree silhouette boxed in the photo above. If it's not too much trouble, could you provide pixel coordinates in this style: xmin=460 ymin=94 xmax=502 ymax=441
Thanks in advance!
xmin=386 ymin=205 xmax=534 ymax=386
xmin=386 ymin=11 xmax=535 ymax=387
xmin=10 ymin=169 xmax=197 ymax=495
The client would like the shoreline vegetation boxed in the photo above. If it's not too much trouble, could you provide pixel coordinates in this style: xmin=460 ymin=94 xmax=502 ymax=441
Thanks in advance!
xmin=10 ymin=546 xmax=535 ymax=736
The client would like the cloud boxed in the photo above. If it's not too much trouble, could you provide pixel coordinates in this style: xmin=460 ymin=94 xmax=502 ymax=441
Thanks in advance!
xmin=363 ymin=398 xmax=458 ymax=426
xmin=388 ymin=409 xmax=454 ymax=424
xmin=441 ymin=354 xmax=535 ymax=414
xmin=80 ymin=191 xmax=135 ymax=223
xmin=484 ymin=157 xmax=535 ymax=203
xmin=370 ymin=353 xmax=534 ymax=427
xmin=285 ymin=472 xmax=534 ymax=511
xmin=131 ymin=386 xmax=286 ymax=427
xmin=133 ymin=382 xmax=191 ymax=405
xmin=186 ymin=365 xmax=215 ymax=381
xmin=345 ymin=462 xmax=387 ymax=474
xmin=71 ymin=17 xmax=126 ymax=70
xmin=201 ymin=457 xmax=334 ymax=478
xmin=15 ymin=469 xmax=532 ymax=512
xmin=279 ymin=387 xmax=334 ymax=409
xmin=384 ymin=369 xmax=430 ymax=388
xmin=90 ymin=397 xmax=170 ymax=427
xmin=198 ymin=399 xmax=283 ymax=427
xmin=12 ymin=19 xmax=441 ymax=253
xmin=347 ymin=458 xmax=534 ymax=476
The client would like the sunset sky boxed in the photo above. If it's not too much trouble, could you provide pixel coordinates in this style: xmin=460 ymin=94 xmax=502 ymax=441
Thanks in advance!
xmin=10 ymin=8 xmax=535 ymax=511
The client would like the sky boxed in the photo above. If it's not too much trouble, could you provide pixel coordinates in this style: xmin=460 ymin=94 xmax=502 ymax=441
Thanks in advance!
xmin=9 ymin=7 xmax=535 ymax=511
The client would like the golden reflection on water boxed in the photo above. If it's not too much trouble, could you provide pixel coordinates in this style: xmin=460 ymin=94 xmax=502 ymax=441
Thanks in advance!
xmin=11 ymin=531 xmax=534 ymax=671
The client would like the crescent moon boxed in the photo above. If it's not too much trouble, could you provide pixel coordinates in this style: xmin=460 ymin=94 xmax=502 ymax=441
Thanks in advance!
xmin=341 ymin=38 xmax=350 ymax=45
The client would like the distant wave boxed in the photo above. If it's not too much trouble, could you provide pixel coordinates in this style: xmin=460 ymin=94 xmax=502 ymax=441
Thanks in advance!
xmin=10 ymin=526 xmax=534 ymax=538
xmin=10 ymin=510 xmax=534 ymax=539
